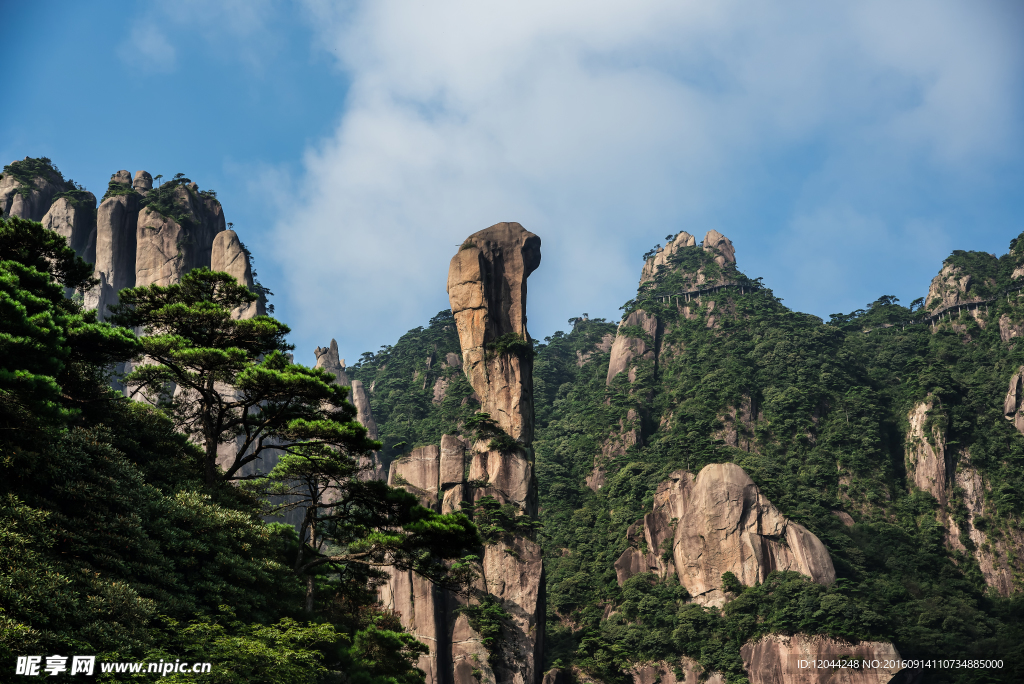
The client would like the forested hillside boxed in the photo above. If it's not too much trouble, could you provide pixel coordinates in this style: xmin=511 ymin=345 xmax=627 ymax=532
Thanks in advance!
xmin=354 ymin=231 xmax=1024 ymax=684
xmin=0 ymin=212 xmax=476 ymax=683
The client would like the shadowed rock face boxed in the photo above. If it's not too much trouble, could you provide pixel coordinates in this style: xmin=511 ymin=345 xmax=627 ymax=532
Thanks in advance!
xmin=447 ymin=221 xmax=541 ymax=443
xmin=41 ymin=194 xmax=97 ymax=265
xmin=907 ymin=395 xmax=1024 ymax=596
xmin=87 ymin=192 xmax=140 ymax=317
xmin=615 ymin=464 xmax=836 ymax=607
xmin=740 ymin=634 xmax=902 ymax=684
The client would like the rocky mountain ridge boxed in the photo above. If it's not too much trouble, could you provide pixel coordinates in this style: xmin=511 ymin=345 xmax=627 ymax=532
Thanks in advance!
xmin=8 ymin=153 xmax=1024 ymax=683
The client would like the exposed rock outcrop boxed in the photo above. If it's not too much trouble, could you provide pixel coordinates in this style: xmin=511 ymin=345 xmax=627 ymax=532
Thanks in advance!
xmin=381 ymin=222 xmax=545 ymax=684
xmin=999 ymin=314 xmax=1024 ymax=343
xmin=133 ymin=170 xmax=153 ymax=195
xmin=1004 ymin=367 xmax=1024 ymax=434
xmin=136 ymin=184 xmax=225 ymax=288
xmin=904 ymin=400 xmax=950 ymax=508
xmin=640 ymin=231 xmax=697 ymax=285
xmin=87 ymin=192 xmax=140 ymax=316
xmin=712 ymin=394 xmax=760 ymax=452
xmin=314 ymin=339 xmax=350 ymax=387
xmin=447 ymin=222 xmax=541 ymax=443
xmin=615 ymin=464 xmax=836 ymax=607
xmin=905 ymin=397 xmax=1023 ymax=596
xmin=740 ymin=634 xmax=902 ymax=684
xmin=211 ymin=230 xmax=263 ymax=318
xmin=926 ymin=263 xmax=990 ymax=311
xmin=629 ymin=659 xmax=724 ymax=684
xmin=703 ymin=229 xmax=736 ymax=267
xmin=0 ymin=158 xmax=68 ymax=221
xmin=41 ymin=194 xmax=97 ymax=266
xmin=314 ymin=339 xmax=382 ymax=478
xmin=944 ymin=452 xmax=1023 ymax=596
xmin=606 ymin=311 xmax=660 ymax=385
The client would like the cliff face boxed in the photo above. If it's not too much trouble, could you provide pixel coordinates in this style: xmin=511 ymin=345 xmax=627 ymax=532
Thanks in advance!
xmin=446 ymin=223 xmax=544 ymax=684
xmin=3 ymin=162 xmax=254 ymax=321
xmin=905 ymin=394 xmax=1024 ymax=597
xmin=0 ymin=158 xmax=70 ymax=221
xmin=448 ymin=222 xmax=541 ymax=444
xmin=740 ymin=635 xmax=901 ymax=684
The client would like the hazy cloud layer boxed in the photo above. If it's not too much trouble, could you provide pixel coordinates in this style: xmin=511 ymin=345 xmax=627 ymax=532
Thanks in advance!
xmin=269 ymin=0 xmax=1023 ymax=360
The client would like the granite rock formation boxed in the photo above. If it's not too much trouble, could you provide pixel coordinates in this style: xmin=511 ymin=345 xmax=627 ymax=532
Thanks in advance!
xmin=211 ymin=230 xmax=263 ymax=318
xmin=447 ymin=221 xmax=541 ymax=444
xmin=314 ymin=339 xmax=382 ymax=478
xmin=640 ymin=231 xmax=696 ymax=285
xmin=87 ymin=187 xmax=140 ymax=315
xmin=41 ymin=194 xmax=97 ymax=266
xmin=609 ymin=230 xmax=739 ymax=387
xmin=740 ymin=634 xmax=902 ymax=684
xmin=615 ymin=464 xmax=836 ymax=608
xmin=136 ymin=184 xmax=225 ymax=288
xmin=0 ymin=158 xmax=69 ymax=221
xmin=381 ymin=222 xmax=544 ymax=684
xmin=629 ymin=660 xmax=724 ymax=684
xmin=906 ymin=396 xmax=1023 ymax=596
xmin=904 ymin=400 xmax=950 ymax=508
xmin=606 ymin=311 xmax=660 ymax=385
xmin=926 ymin=263 xmax=990 ymax=311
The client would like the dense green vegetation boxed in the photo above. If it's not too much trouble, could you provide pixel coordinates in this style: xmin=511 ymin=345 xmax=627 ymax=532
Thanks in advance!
xmin=360 ymin=238 xmax=1024 ymax=684
xmin=0 ymin=215 xmax=477 ymax=682
xmin=348 ymin=310 xmax=479 ymax=471
xmin=1 ymin=157 xmax=69 ymax=198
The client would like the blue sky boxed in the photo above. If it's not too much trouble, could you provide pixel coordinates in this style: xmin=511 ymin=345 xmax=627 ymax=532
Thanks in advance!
xmin=3 ymin=1 xmax=1022 ymax=365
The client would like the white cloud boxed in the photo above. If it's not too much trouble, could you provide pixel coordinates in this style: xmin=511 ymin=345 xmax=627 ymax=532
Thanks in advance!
xmin=271 ymin=0 xmax=1023 ymax=359
xmin=119 ymin=22 xmax=177 ymax=72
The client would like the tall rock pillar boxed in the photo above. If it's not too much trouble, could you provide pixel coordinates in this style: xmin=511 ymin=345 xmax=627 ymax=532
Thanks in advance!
xmin=447 ymin=221 xmax=543 ymax=684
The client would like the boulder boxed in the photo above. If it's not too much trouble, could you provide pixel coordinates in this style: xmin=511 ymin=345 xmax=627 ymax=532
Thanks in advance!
xmin=615 ymin=464 xmax=836 ymax=607
xmin=703 ymin=229 xmax=736 ymax=266
xmin=133 ymin=170 xmax=153 ymax=194
xmin=740 ymin=634 xmax=902 ymax=684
